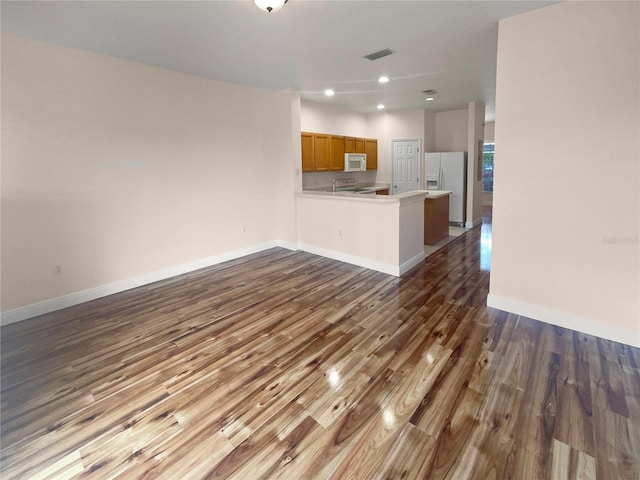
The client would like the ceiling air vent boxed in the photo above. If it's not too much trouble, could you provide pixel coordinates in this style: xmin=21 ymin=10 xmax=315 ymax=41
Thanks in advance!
xmin=364 ymin=48 xmax=396 ymax=61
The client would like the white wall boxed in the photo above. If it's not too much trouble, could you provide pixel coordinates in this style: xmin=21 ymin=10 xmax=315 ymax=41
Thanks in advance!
xmin=488 ymin=2 xmax=639 ymax=346
xmin=1 ymin=34 xmax=298 ymax=314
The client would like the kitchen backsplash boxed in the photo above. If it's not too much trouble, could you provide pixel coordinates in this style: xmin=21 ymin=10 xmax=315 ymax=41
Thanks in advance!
xmin=302 ymin=170 xmax=378 ymax=189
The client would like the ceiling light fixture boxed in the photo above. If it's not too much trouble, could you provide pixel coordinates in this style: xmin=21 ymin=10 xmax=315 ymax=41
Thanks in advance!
xmin=254 ymin=0 xmax=287 ymax=13
xmin=377 ymin=104 xmax=385 ymax=110
xmin=378 ymin=75 xmax=390 ymax=84
xmin=425 ymin=97 xmax=435 ymax=101
xmin=324 ymin=89 xmax=335 ymax=97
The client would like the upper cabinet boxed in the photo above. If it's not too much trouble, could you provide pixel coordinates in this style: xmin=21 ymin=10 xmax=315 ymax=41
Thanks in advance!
xmin=364 ymin=138 xmax=378 ymax=170
xmin=313 ymin=134 xmax=330 ymax=172
xmin=301 ymin=132 xmax=377 ymax=171
xmin=329 ymin=136 xmax=345 ymax=171
xmin=301 ymin=132 xmax=314 ymax=172
xmin=345 ymin=137 xmax=355 ymax=153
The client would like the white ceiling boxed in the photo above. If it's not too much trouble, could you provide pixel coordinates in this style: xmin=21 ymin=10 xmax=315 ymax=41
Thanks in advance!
xmin=1 ymin=1 xmax=557 ymax=120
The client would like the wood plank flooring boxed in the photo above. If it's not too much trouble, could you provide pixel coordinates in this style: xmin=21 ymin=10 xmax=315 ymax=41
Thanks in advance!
xmin=2 ymin=214 xmax=639 ymax=479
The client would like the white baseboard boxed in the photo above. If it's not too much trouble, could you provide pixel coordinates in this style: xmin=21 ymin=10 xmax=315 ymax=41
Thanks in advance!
xmin=298 ymin=243 xmax=402 ymax=276
xmin=487 ymin=293 xmax=640 ymax=348
xmin=1 ymin=241 xmax=284 ymax=326
xmin=399 ymin=251 xmax=426 ymax=275
xmin=465 ymin=217 xmax=483 ymax=228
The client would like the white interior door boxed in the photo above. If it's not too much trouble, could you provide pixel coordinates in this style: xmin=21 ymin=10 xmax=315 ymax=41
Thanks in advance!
xmin=392 ymin=139 xmax=420 ymax=195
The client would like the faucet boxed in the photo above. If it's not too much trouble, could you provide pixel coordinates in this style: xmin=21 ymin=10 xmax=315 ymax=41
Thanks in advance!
xmin=332 ymin=178 xmax=337 ymax=192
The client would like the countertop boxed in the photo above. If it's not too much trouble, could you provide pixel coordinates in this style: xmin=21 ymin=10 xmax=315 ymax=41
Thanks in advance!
xmin=303 ymin=182 xmax=390 ymax=193
xmin=297 ymin=188 xmax=428 ymax=207
xmin=423 ymin=190 xmax=452 ymax=199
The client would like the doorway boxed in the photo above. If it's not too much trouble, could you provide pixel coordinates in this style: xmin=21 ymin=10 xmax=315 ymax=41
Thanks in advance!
xmin=391 ymin=139 xmax=420 ymax=195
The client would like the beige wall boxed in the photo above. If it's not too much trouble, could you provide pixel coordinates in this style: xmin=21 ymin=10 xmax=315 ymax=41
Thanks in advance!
xmin=367 ymin=109 xmax=426 ymax=184
xmin=434 ymin=109 xmax=468 ymax=152
xmin=1 ymin=34 xmax=298 ymax=312
xmin=467 ymin=101 xmax=485 ymax=225
xmin=489 ymin=2 xmax=639 ymax=345
xmin=484 ymin=122 xmax=495 ymax=143
xmin=483 ymin=121 xmax=494 ymax=206
xmin=300 ymin=100 xmax=375 ymax=188
xmin=423 ymin=110 xmax=436 ymax=154
xmin=296 ymin=193 xmax=425 ymax=276
xmin=300 ymin=103 xmax=427 ymax=187
xmin=300 ymin=100 xmax=368 ymax=137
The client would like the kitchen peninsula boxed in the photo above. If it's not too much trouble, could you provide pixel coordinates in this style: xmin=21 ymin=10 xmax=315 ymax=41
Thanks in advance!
xmin=296 ymin=189 xmax=428 ymax=276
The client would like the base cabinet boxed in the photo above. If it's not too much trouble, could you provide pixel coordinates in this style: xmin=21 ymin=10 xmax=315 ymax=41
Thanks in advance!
xmin=424 ymin=195 xmax=450 ymax=245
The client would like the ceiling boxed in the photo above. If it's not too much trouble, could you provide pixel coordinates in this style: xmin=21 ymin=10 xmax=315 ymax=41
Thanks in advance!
xmin=1 ymin=1 xmax=557 ymax=120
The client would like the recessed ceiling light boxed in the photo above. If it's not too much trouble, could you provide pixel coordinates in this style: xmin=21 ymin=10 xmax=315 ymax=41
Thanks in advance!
xmin=378 ymin=76 xmax=390 ymax=84
xmin=377 ymin=104 xmax=385 ymax=110
xmin=324 ymin=89 xmax=335 ymax=97
xmin=425 ymin=97 xmax=435 ymax=101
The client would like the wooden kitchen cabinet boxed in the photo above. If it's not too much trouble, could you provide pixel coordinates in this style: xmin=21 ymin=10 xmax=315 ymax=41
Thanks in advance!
xmin=301 ymin=132 xmax=314 ymax=172
xmin=364 ymin=138 xmax=378 ymax=170
xmin=313 ymin=134 xmax=330 ymax=172
xmin=424 ymin=195 xmax=450 ymax=245
xmin=345 ymin=137 xmax=365 ymax=154
xmin=345 ymin=137 xmax=355 ymax=153
xmin=301 ymin=132 xmax=378 ymax=172
xmin=376 ymin=189 xmax=389 ymax=195
xmin=329 ymin=135 xmax=345 ymax=171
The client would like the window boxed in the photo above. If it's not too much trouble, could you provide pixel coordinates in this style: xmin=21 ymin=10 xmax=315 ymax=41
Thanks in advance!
xmin=482 ymin=143 xmax=494 ymax=193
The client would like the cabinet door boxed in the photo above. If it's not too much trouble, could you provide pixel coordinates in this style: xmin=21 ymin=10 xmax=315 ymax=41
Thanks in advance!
xmin=301 ymin=132 xmax=314 ymax=172
xmin=329 ymin=135 xmax=345 ymax=171
xmin=344 ymin=137 xmax=356 ymax=153
xmin=355 ymin=137 xmax=365 ymax=153
xmin=364 ymin=138 xmax=378 ymax=170
xmin=314 ymin=134 xmax=330 ymax=172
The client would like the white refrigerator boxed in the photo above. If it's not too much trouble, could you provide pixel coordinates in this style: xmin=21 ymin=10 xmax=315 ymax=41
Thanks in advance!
xmin=424 ymin=152 xmax=467 ymax=227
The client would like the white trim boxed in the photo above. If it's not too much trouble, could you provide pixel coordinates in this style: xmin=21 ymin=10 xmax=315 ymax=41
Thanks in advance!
xmin=391 ymin=138 xmax=421 ymax=195
xmin=465 ymin=217 xmax=483 ymax=228
xmin=1 ymin=241 xmax=282 ymax=326
xmin=399 ymin=251 xmax=426 ymax=275
xmin=487 ymin=294 xmax=640 ymax=348
xmin=298 ymin=243 xmax=400 ymax=276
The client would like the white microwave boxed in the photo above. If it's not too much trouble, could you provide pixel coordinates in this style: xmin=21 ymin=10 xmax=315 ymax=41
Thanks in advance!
xmin=344 ymin=153 xmax=367 ymax=172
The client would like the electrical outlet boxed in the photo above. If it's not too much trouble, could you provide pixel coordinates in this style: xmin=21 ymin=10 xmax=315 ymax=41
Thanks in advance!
xmin=338 ymin=228 xmax=342 ymax=237
xmin=242 ymin=226 xmax=246 ymax=233
xmin=54 ymin=265 xmax=62 ymax=275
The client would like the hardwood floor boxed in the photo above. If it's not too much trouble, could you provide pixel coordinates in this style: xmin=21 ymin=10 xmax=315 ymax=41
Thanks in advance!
xmin=2 ymin=213 xmax=639 ymax=479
